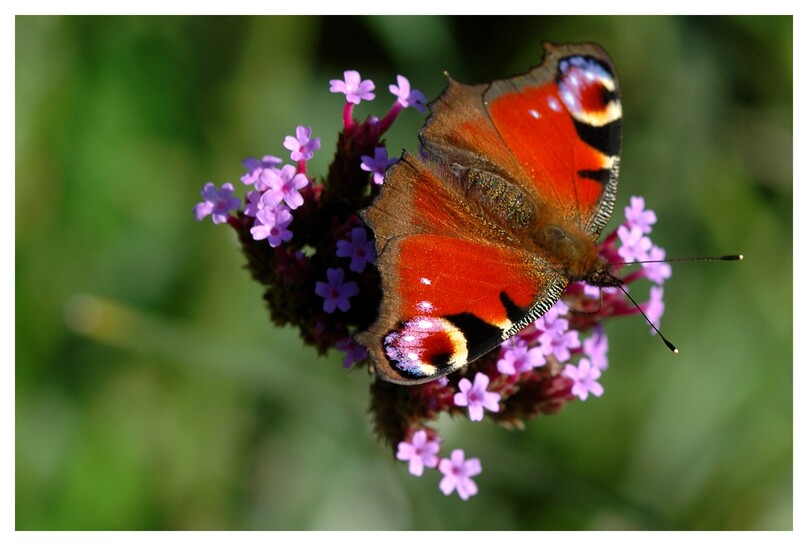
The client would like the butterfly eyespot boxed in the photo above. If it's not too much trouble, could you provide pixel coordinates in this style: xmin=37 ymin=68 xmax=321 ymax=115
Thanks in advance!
xmin=557 ymin=55 xmax=622 ymax=127
xmin=383 ymin=316 xmax=469 ymax=380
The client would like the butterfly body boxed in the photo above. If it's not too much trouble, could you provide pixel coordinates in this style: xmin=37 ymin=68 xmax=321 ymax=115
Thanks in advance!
xmin=356 ymin=42 xmax=623 ymax=385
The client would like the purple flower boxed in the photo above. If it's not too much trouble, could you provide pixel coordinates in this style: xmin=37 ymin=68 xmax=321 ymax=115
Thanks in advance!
xmin=643 ymin=245 xmax=672 ymax=285
xmin=389 ymin=75 xmax=427 ymax=112
xmin=240 ymin=155 xmax=282 ymax=186
xmin=260 ymin=164 xmax=309 ymax=210
xmin=396 ymin=430 xmax=440 ymax=477
xmin=562 ymin=358 xmax=604 ymax=401
xmin=336 ymin=227 xmax=376 ymax=273
xmin=497 ymin=339 xmax=545 ymax=375
xmin=250 ymin=206 xmax=293 ymax=247
xmin=536 ymin=304 xmax=580 ymax=363
xmin=329 ymin=70 xmax=375 ymax=104
xmin=643 ymin=285 xmax=665 ymax=333
xmin=315 ymin=268 xmax=360 ymax=314
xmin=454 ymin=372 xmax=500 ymax=421
xmin=283 ymin=126 xmax=321 ymax=162
xmin=583 ymin=327 xmax=609 ymax=370
xmin=617 ymin=225 xmax=652 ymax=263
xmin=193 ymin=182 xmax=241 ymax=224
xmin=243 ymin=190 xmax=263 ymax=217
xmin=539 ymin=328 xmax=581 ymax=364
xmin=625 ymin=195 xmax=657 ymax=234
xmin=335 ymin=337 xmax=368 ymax=369
xmin=438 ymin=449 xmax=482 ymax=501
xmin=360 ymin=146 xmax=397 ymax=185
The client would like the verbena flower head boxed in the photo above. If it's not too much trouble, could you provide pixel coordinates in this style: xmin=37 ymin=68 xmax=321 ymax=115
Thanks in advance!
xmin=396 ymin=430 xmax=440 ymax=476
xmin=438 ymin=449 xmax=482 ymax=501
xmin=241 ymin=155 xmax=282 ymax=186
xmin=194 ymin=58 xmax=672 ymax=501
xmin=283 ymin=126 xmax=321 ymax=162
xmin=360 ymin=146 xmax=396 ymax=185
xmin=389 ymin=75 xmax=428 ymax=112
xmin=454 ymin=372 xmax=501 ymax=422
xmin=625 ymin=195 xmax=657 ymax=234
xmin=336 ymin=227 xmax=376 ymax=273
xmin=330 ymin=70 xmax=375 ymax=104
xmin=250 ymin=206 xmax=293 ymax=248
xmin=193 ymin=182 xmax=241 ymax=224
xmin=497 ymin=339 xmax=545 ymax=375
xmin=643 ymin=245 xmax=672 ymax=285
xmin=260 ymin=164 xmax=309 ymax=210
xmin=335 ymin=336 xmax=368 ymax=369
xmin=562 ymin=358 xmax=604 ymax=401
xmin=315 ymin=267 xmax=359 ymax=313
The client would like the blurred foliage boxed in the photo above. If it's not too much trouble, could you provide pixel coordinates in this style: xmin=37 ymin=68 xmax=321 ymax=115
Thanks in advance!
xmin=16 ymin=15 xmax=792 ymax=530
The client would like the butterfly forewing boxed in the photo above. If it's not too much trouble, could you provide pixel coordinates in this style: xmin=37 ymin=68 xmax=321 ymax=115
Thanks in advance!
xmin=484 ymin=42 xmax=622 ymax=237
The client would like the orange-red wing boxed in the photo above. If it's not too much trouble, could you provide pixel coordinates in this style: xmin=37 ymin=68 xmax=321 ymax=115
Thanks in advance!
xmin=421 ymin=42 xmax=622 ymax=238
xmin=357 ymin=154 xmax=566 ymax=385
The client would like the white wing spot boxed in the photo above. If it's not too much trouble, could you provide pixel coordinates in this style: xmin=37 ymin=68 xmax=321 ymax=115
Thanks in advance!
xmin=420 ymin=277 xmax=431 ymax=285
xmin=547 ymin=96 xmax=562 ymax=112
xmin=528 ymin=108 xmax=540 ymax=119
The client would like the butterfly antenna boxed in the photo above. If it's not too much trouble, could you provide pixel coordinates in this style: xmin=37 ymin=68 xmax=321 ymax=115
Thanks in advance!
xmin=617 ymin=284 xmax=678 ymax=354
xmin=613 ymin=254 xmax=744 ymax=266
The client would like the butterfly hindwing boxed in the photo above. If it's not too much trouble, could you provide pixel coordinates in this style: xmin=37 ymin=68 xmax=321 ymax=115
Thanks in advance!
xmin=357 ymin=154 xmax=567 ymax=385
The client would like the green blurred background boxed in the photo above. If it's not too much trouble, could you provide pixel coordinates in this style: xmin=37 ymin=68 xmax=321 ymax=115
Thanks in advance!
xmin=15 ymin=16 xmax=792 ymax=530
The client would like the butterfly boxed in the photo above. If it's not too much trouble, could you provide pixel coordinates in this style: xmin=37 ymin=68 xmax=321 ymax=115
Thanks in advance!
xmin=355 ymin=42 xmax=624 ymax=385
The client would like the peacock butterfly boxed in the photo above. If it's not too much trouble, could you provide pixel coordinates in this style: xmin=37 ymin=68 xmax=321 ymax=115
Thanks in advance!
xmin=356 ymin=42 xmax=624 ymax=385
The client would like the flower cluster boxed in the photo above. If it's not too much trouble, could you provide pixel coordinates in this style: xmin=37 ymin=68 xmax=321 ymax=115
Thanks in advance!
xmin=194 ymin=69 xmax=670 ymax=501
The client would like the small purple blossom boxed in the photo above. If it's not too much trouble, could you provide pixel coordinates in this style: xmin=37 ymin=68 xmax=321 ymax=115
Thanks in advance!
xmin=438 ymin=449 xmax=482 ymax=501
xmin=396 ymin=430 xmax=440 ymax=477
xmin=535 ymin=303 xmax=580 ymax=363
xmin=260 ymin=164 xmax=309 ymax=210
xmin=497 ymin=340 xmax=545 ymax=375
xmin=643 ymin=285 xmax=665 ymax=332
xmin=625 ymin=195 xmax=657 ymax=234
xmin=335 ymin=337 xmax=368 ymax=369
xmin=250 ymin=206 xmax=293 ymax=247
xmin=360 ymin=147 xmax=396 ymax=185
xmin=240 ymin=155 xmax=282 ymax=186
xmin=389 ymin=75 xmax=428 ymax=112
xmin=283 ymin=126 xmax=321 ymax=162
xmin=329 ymin=70 xmax=375 ymax=104
xmin=583 ymin=327 xmax=609 ymax=370
xmin=643 ymin=245 xmax=672 ymax=285
xmin=539 ymin=327 xmax=581 ymax=363
xmin=315 ymin=268 xmax=360 ymax=314
xmin=562 ymin=358 xmax=604 ymax=401
xmin=336 ymin=227 xmax=376 ymax=273
xmin=193 ymin=182 xmax=241 ymax=224
xmin=617 ymin=225 xmax=652 ymax=263
xmin=454 ymin=372 xmax=500 ymax=421
xmin=243 ymin=190 xmax=262 ymax=217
